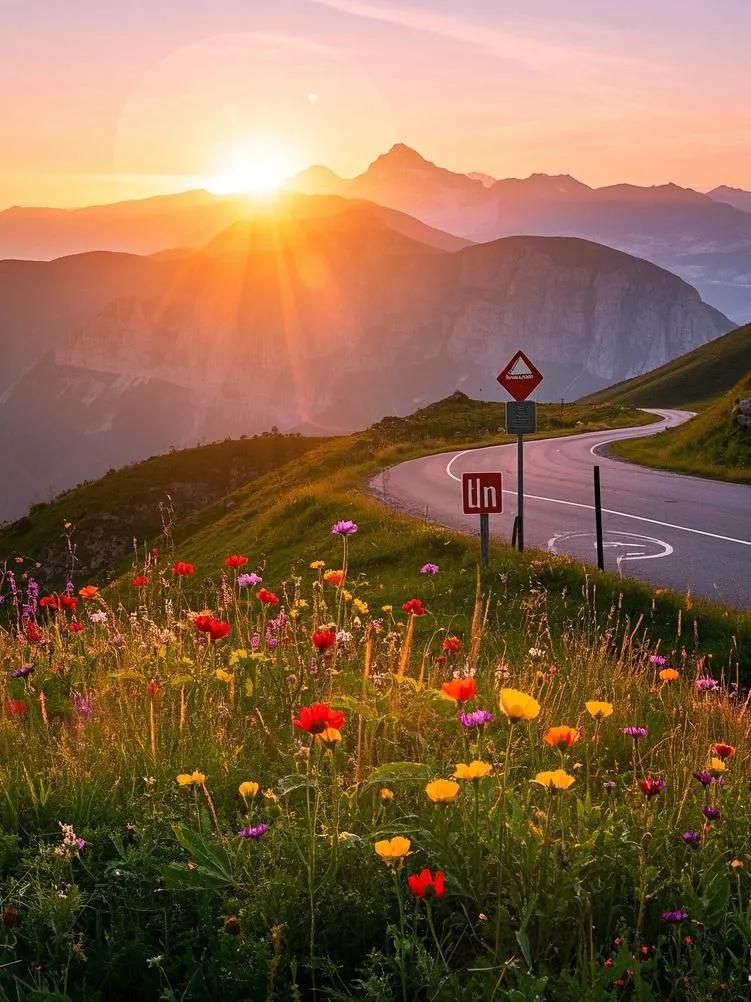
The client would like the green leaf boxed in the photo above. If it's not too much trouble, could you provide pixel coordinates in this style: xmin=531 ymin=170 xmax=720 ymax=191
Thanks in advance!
xmin=362 ymin=761 xmax=431 ymax=788
xmin=276 ymin=774 xmax=317 ymax=797
xmin=170 ymin=825 xmax=234 ymax=889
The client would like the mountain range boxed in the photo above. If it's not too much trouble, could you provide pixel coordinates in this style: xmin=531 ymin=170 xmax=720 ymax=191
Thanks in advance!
xmin=291 ymin=145 xmax=751 ymax=321
xmin=0 ymin=192 xmax=729 ymax=522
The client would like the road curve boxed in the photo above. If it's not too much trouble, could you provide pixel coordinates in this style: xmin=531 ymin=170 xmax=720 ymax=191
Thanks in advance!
xmin=371 ymin=410 xmax=751 ymax=609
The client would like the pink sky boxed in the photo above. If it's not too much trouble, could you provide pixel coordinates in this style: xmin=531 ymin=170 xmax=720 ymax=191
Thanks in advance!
xmin=2 ymin=0 xmax=750 ymax=207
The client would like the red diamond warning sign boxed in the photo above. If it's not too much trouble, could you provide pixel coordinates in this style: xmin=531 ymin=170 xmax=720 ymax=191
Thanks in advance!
xmin=497 ymin=350 xmax=544 ymax=402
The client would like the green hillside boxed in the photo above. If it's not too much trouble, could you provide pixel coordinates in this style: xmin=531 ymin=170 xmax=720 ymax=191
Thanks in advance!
xmin=581 ymin=322 xmax=751 ymax=408
xmin=90 ymin=394 xmax=744 ymax=670
xmin=611 ymin=371 xmax=751 ymax=483
xmin=0 ymin=434 xmax=324 ymax=585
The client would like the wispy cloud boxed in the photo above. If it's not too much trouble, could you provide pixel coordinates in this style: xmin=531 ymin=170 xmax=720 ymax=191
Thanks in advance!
xmin=307 ymin=0 xmax=660 ymax=84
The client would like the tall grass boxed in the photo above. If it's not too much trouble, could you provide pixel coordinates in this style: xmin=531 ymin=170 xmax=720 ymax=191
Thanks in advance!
xmin=0 ymin=527 xmax=748 ymax=1000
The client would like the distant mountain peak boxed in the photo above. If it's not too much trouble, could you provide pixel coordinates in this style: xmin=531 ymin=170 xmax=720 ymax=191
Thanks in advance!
xmin=366 ymin=144 xmax=436 ymax=174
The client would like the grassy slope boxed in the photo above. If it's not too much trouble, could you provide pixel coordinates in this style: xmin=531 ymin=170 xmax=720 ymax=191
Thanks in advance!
xmin=0 ymin=435 xmax=324 ymax=585
xmin=611 ymin=372 xmax=751 ymax=484
xmin=138 ymin=395 xmax=747 ymax=673
xmin=581 ymin=322 xmax=751 ymax=409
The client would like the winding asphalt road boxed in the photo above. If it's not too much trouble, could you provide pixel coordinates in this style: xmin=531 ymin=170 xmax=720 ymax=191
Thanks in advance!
xmin=371 ymin=410 xmax=751 ymax=609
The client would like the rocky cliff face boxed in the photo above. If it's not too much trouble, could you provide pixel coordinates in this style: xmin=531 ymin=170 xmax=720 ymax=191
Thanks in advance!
xmin=0 ymin=210 xmax=730 ymax=520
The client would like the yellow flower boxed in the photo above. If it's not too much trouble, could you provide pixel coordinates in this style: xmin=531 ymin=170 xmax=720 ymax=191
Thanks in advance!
xmin=181 ymin=656 xmax=195 ymax=666
xmin=294 ymin=598 xmax=309 ymax=609
xmin=708 ymin=757 xmax=727 ymax=774
xmin=659 ymin=668 xmax=680 ymax=682
xmin=453 ymin=760 xmax=493 ymax=781
xmin=239 ymin=781 xmax=259 ymax=798
xmin=353 ymin=598 xmax=369 ymax=614
xmin=176 ymin=770 xmax=206 ymax=786
xmin=374 ymin=836 xmax=411 ymax=863
xmin=531 ymin=769 xmax=575 ymax=791
xmin=310 ymin=560 xmax=325 ymax=569
xmin=585 ymin=700 xmax=614 ymax=719
xmin=425 ymin=779 xmax=461 ymax=804
xmin=215 ymin=669 xmax=233 ymax=683
xmin=316 ymin=727 xmax=342 ymax=747
xmin=379 ymin=787 xmax=394 ymax=800
xmin=341 ymin=590 xmax=353 ymax=602
xmin=730 ymin=859 xmax=744 ymax=869
xmin=229 ymin=649 xmax=248 ymax=665
xmin=499 ymin=688 xmax=541 ymax=721
xmin=381 ymin=605 xmax=393 ymax=613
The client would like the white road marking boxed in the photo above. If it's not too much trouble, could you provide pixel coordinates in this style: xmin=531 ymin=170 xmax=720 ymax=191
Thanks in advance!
xmin=513 ymin=488 xmax=751 ymax=547
xmin=548 ymin=530 xmax=673 ymax=565
xmin=445 ymin=410 xmax=750 ymax=549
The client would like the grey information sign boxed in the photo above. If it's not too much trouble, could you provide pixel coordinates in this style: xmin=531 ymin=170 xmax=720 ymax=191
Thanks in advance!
xmin=506 ymin=400 xmax=537 ymax=434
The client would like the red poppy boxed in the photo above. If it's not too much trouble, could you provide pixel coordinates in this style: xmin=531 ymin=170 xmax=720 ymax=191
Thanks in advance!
xmin=224 ymin=555 xmax=248 ymax=568
xmin=638 ymin=777 xmax=666 ymax=798
xmin=407 ymin=868 xmax=445 ymax=900
xmin=131 ymin=575 xmax=149 ymax=588
xmin=712 ymin=742 xmax=735 ymax=760
xmin=257 ymin=588 xmax=279 ymax=606
xmin=9 ymin=699 xmax=28 ymax=716
xmin=402 ymin=598 xmax=425 ymax=617
xmin=442 ymin=636 xmax=461 ymax=653
xmin=25 ymin=623 xmax=44 ymax=644
xmin=68 ymin=621 xmax=85 ymax=633
xmin=194 ymin=616 xmax=232 ymax=641
xmin=172 ymin=562 xmax=195 ymax=576
xmin=312 ymin=629 xmax=336 ymax=650
xmin=147 ymin=680 xmax=160 ymax=695
xmin=441 ymin=677 xmax=477 ymax=704
xmin=293 ymin=702 xmax=345 ymax=734
xmin=39 ymin=595 xmax=58 ymax=609
xmin=59 ymin=595 xmax=78 ymax=611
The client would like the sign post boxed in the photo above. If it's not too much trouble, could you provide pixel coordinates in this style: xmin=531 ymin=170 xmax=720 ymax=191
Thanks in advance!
xmin=462 ymin=472 xmax=503 ymax=565
xmin=497 ymin=351 xmax=544 ymax=553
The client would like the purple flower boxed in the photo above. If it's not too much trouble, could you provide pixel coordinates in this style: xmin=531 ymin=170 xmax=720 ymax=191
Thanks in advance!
xmin=649 ymin=655 xmax=667 ymax=666
xmin=73 ymin=692 xmax=94 ymax=721
xmin=682 ymin=831 xmax=700 ymax=846
xmin=331 ymin=520 xmax=358 ymax=536
xmin=420 ymin=563 xmax=440 ymax=575
xmin=702 ymin=805 xmax=721 ymax=821
xmin=623 ymin=726 xmax=648 ymax=739
xmin=661 ymin=909 xmax=688 ymax=923
xmin=459 ymin=709 xmax=494 ymax=729
xmin=692 ymin=769 xmax=724 ymax=788
xmin=10 ymin=665 xmax=34 ymax=679
xmin=239 ymin=823 xmax=269 ymax=839
xmin=237 ymin=573 xmax=262 ymax=588
xmin=695 ymin=677 xmax=719 ymax=692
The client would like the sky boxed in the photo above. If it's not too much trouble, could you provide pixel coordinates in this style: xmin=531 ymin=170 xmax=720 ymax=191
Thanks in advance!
xmin=2 ymin=0 xmax=750 ymax=208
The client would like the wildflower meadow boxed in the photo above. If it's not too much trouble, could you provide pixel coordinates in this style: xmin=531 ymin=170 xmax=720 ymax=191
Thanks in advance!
xmin=0 ymin=520 xmax=748 ymax=1001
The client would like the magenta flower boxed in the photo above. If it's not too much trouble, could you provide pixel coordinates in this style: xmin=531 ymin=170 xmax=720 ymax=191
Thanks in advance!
xmin=693 ymin=769 xmax=723 ymax=787
xmin=623 ymin=726 xmax=648 ymax=739
xmin=661 ymin=909 xmax=688 ymax=923
xmin=459 ymin=709 xmax=494 ymax=729
xmin=695 ymin=677 xmax=719 ymax=692
xmin=237 ymin=573 xmax=262 ymax=588
xmin=420 ymin=563 xmax=439 ymax=575
xmin=702 ymin=805 xmax=721 ymax=821
xmin=681 ymin=831 xmax=700 ymax=846
xmin=10 ymin=665 xmax=34 ymax=679
xmin=649 ymin=655 xmax=667 ymax=666
xmin=638 ymin=777 xmax=666 ymax=798
xmin=331 ymin=520 xmax=358 ymax=536
xmin=239 ymin=823 xmax=269 ymax=839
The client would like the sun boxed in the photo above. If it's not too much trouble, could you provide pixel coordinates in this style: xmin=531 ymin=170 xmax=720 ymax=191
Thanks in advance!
xmin=204 ymin=140 xmax=297 ymax=198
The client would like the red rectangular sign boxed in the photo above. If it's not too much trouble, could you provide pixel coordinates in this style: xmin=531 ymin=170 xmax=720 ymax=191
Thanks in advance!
xmin=497 ymin=350 xmax=544 ymax=402
xmin=462 ymin=472 xmax=503 ymax=514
